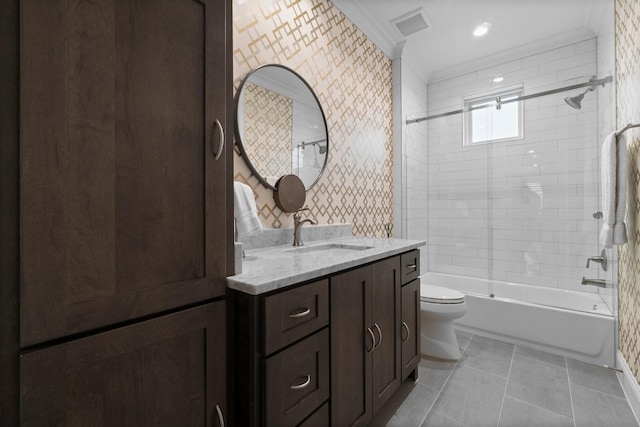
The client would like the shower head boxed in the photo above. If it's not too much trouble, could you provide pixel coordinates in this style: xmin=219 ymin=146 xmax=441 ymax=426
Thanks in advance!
xmin=564 ymin=84 xmax=597 ymax=110
xmin=564 ymin=92 xmax=586 ymax=109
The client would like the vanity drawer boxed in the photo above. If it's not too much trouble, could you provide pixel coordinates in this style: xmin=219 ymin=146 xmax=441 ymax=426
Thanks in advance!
xmin=264 ymin=279 xmax=329 ymax=355
xmin=401 ymin=250 xmax=420 ymax=284
xmin=265 ymin=329 xmax=330 ymax=427
xmin=298 ymin=402 xmax=329 ymax=427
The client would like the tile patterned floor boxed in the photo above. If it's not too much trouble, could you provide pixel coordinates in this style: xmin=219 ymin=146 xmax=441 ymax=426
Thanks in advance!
xmin=371 ymin=331 xmax=639 ymax=427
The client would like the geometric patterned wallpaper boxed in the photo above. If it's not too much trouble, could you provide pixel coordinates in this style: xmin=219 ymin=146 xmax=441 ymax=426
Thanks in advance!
xmin=233 ymin=0 xmax=393 ymax=236
xmin=244 ymin=82 xmax=293 ymax=182
xmin=616 ymin=0 xmax=640 ymax=382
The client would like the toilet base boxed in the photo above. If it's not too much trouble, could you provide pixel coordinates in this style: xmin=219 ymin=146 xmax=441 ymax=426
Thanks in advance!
xmin=420 ymin=319 xmax=461 ymax=360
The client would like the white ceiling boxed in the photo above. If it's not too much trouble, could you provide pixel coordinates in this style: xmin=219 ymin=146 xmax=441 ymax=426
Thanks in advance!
xmin=330 ymin=0 xmax=612 ymax=82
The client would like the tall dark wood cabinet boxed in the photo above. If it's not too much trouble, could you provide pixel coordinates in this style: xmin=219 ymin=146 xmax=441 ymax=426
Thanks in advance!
xmin=20 ymin=0 xmax=231 ymax=347
xmin=0 ymin=1 xmax=20 ymax=424
xmin=3 ymin=0 xmax=233 ymax=425
xmin=21 ymin=302 xmax=226 ymax=426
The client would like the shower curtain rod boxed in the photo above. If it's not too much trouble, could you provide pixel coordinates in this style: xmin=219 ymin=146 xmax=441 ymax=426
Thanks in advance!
xmin=406 ymin=75 xmax=613 ymax=125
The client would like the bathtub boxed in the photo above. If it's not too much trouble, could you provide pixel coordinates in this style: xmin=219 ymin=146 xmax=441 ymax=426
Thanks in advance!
xmin=421 ymin=272 xmax=616 ymax=366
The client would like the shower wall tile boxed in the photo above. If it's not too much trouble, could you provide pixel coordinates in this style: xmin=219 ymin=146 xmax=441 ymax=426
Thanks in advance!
xmin=232 ymin=0 xmax=393 ymax=236
xmin=616 ymin=0 xmax=640 ymax=384
xmin=521 ymin=44 xmax=577 ymax=68
xmin=425 ymin=38 xmax=600 ymax=290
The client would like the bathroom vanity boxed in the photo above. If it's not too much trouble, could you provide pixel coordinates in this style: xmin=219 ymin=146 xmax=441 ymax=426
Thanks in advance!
xmin=228 ymin=238 xmax=423 ymax=426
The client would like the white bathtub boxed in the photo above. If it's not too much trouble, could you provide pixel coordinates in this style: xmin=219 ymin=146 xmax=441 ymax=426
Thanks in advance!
xmin=421 ymin=272 xmax=616 ymax=366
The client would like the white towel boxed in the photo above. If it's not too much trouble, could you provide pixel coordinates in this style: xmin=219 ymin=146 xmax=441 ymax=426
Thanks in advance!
xmin=599 ymin=132 xmax=628 ymax=248
xmin=234 ymin=181 xmax=263 ymax=238
xmin=614 ymin=133 xmax=628 ymax=245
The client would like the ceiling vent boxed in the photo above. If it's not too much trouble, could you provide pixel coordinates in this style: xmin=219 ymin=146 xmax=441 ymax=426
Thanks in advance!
xmin=392 ymin=9 xmax=431 ymax=38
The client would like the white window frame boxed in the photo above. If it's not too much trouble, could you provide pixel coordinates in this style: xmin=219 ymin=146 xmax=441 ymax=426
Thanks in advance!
xmin=463 ymin=84 xmax=524 ymax=146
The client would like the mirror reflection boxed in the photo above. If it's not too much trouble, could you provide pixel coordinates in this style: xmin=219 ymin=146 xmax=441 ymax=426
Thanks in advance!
xmin=235 ymin=64 xmax=328 ymax=190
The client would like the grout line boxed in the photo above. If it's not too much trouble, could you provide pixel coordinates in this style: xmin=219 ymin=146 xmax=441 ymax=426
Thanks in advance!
xmin=571 ymin=381 xmax=633 ymax=401
xmin=514 ymin=350 xmax=567 ymax=370
xmin=458 ymin=361 xmax=510 ymax=380
xmin=416 ymin=382 xmax=438 ymax=427
xmin=421 ymin=333 xmax=472 ymax=426
xmin=496 ymin=343 xmax=516 ymax=426
xmin=414 ymin=382 xmax=439 ymax=422
xmin=566 ymin=356 xmax=577 ymax=427
xmin=507 ymin=396 xmax=575 ymax=422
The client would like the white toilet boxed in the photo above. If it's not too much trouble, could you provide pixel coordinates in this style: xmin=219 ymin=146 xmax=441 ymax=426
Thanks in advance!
xmin=420 ymin=284 xmax=467 ymax=360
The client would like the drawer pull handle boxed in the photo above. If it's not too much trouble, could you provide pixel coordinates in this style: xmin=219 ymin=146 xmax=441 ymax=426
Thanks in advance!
xmin=401 ymin=321 xmax=410 ymax=343
xmin=366 ymin=327 xmax=375 ymax=353
xmin=290 ymin=375 xmax=311 ymax=390
xmin=406 ymin=263 xmax=417 ymax=271
xmin=289 ymin=307 xmax=311 ymax=318
xmin=212 ymin=119 xmax=225 ymax=160
xmin=373 ymin=323 xmax=382 ymax=349
xmin=215 ymin=404 xmax=225 ymax=427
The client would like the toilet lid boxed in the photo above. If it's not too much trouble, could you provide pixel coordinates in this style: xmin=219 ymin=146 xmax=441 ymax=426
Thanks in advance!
xmin=420 ymin=284 xmax=465 ymax=304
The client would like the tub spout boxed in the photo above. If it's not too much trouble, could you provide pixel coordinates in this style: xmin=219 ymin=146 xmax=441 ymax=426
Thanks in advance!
xmin=581 ymin=277 xmax=606 ymax=288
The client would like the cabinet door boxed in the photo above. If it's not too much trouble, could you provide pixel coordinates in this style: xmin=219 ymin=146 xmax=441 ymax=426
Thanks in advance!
xmin=20 ymin=0 xmax=232 ymax=346
xmin=20 ymin=302 xmax=226 ymax=426
xmin=401 ymin=279 xmax=420 ymax=380
xmin=330 ymin=266 xmax=373 ymax=427
xmin=371 ymin=256 xmax=402 ymax=414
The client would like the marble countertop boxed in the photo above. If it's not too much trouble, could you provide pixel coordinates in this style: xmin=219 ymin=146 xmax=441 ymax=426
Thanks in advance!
xmin=227 ymin=237 xmax=425 ymax=295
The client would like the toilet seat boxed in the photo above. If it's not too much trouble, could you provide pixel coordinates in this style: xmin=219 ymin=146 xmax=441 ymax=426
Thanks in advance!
xmin=421 ymin=284 xmax=465 ymax=304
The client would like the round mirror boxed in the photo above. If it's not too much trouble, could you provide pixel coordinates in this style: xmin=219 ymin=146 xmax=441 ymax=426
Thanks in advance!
xmin=235 ymin=64 xmax=329 ymax=190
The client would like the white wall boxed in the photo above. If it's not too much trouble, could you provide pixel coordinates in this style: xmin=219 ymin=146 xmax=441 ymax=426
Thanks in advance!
xmin=395 ymin=56 xmax=429 ymax=273
xmin=425 ymin=39 xmax=601 ymax=292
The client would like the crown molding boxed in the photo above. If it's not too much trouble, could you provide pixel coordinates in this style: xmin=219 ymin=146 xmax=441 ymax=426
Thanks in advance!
xmin=429 ymin=28 xmax=595 ymax=83
xmin=331 ymin=1 xmax=425 ymax=78
xmin=331 ymin=0 xmax=400 ymax=57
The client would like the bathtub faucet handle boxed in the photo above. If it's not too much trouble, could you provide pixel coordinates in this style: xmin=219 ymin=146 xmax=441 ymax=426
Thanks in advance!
xmin=586 ymin=256 xmax=604 ymax=268
xmin=586 ymin=249 xmax=608 ymax=271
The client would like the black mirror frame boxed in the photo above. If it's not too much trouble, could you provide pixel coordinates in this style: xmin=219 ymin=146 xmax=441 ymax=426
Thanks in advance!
xmin=234 ymin=64 xmax=329 ymax=191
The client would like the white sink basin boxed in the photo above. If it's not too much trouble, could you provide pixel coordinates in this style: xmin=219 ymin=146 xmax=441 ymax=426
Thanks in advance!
xmin=285 ymin=243 xmax=374 ymax=255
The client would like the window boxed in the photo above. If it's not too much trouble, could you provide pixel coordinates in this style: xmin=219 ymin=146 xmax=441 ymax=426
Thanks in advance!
xmin=463 ymin=85 xmax=524 ymax=146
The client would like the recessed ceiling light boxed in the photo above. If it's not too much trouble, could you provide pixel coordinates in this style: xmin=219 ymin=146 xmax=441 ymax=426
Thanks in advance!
xmin=473 ymin=22 xmax=491 ymax=37
xmin=492 ymin=76 xmax=504 ymax=83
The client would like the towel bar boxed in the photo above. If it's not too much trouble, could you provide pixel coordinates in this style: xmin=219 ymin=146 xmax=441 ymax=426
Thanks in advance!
xmin=615 ymin=123 xmax=640 ymax=138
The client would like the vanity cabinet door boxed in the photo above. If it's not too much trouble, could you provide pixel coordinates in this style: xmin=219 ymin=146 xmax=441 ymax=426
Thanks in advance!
xmin=330 ymin=265 xmax=373 ymax=427
xmin=401 ymin=279 xmax=420 ymax=380
xmin=20 ymin=302 xmax=226 ymax=427
xmin=330 ymin=255 xmax=402 ymax=425
xmin=19 ymin=0 xmax=232 ymax=346
xmin=371 ymin=256 xmax=402 ymax=413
